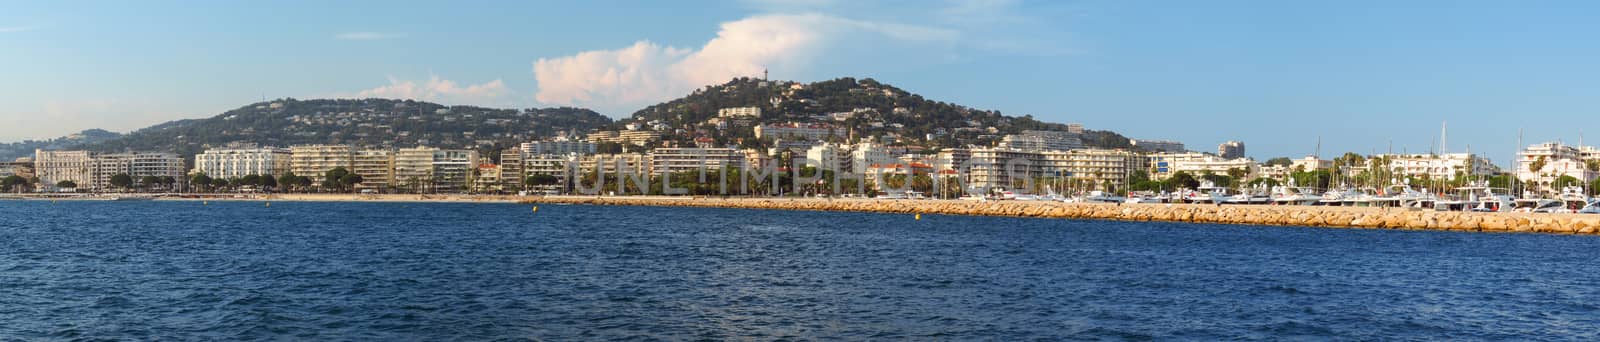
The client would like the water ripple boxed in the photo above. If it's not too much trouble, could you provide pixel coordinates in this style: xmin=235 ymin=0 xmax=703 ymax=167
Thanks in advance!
xmin=1 ymin=201 xmax=1599 ymax=340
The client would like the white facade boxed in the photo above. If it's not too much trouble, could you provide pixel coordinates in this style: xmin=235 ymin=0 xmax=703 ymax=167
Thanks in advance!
xmin=851 ymin=143 xmax=893 ymax=174
xmin=717 ymin=106 xmax=761 ymax=118
xmin=1148 ymin=152 xmax=1253 ymax=179
xmin=1000 ymin=130 xmax=1084 ymax=152
xmin=1516 ymin=142 xmax=1599 ymax=193
xmin=34 ymin=150 xmax=93 ymax=189
xmin=1377 ymin=153 xmax=1499 ymax=180
xmin=649 ymin=147 xmax=745 ymax=175
xmin=89 ymin=152 xmax=185 ymax=191
xmin=193 ymin=147 xmax=292 ymax=180
xmin=1042 ymin=149 xmax=1142 ymax=191
xmin=755 ymin=123 xmax=844 ymax=141
xmin=1130 ymin=139 xmax=1186 ymax=153
xmin=290 ymin=145 xmax=354 ymax=183
xmin=520 ymin=140 xmax=597 ymax=156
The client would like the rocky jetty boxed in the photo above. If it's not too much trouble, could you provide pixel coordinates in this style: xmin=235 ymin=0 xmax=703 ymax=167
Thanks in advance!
xmin=523 ymin=196 xmax=1600 ymax=235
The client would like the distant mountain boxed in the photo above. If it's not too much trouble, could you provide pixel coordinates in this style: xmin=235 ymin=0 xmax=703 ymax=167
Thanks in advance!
xmin=74 ymin=98 xmax=613 ymax=159
xmin=625 ymin=77 xmax=1132 ymax=150
xmin=0 ymin=129 xmax=124 ymax=161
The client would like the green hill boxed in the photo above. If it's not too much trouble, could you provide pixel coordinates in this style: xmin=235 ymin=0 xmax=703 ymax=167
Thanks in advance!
xmin=76 ymin=98 xmax=613 ymax=158
xmin=625 ymin=77 xmax=1131 ymax=150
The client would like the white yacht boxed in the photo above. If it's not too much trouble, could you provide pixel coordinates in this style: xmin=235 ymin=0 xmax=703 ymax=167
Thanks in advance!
xmin=1435 ymin=186 xmax=1515 ymax=212
xmin=1084 ymin=190 xmax=1126 ymax=203
xmin=1515 ymin=198 xmax=1561 ymax=213
xmin=1555 ymin=186 xmax=1591 ymax=213
xmin=1579 ymin=200 xmax=1600 ymax=214
xmin=1271 ymin=186 xmax=1323 ymax=205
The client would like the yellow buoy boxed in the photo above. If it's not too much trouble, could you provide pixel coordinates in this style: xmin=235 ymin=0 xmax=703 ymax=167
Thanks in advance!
xmin=915 ymin=213 xmax=921 ymax=220
xmin=265 ymin=202 xmax=271 ymax=207
xmin=532 ymin=206 xmax=539 ymax=213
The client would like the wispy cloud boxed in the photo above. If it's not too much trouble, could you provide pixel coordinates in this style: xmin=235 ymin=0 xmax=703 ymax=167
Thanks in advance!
xmin=334 ymin=32 xmax=406 ymax=40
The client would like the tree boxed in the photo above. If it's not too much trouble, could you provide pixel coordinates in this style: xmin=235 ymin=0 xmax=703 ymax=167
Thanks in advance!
xmin=110 ymin=173 xmax=134 ymax=190
xmin=1590 ymin=178 xmax=1600 ymax=197
xmin=1226 ymin=167 xmax=1248 ymax=181
xmin=324 ymin=167 xmax=352 ymax=192
xmin=1168 ymin=171 xmax=1200 ymax=190
xmin=238 ymin=173 xmax=260 ymax=186
xmin=525 ymin=174 xmax=560 ymax=186
xmin=211 ymin=178 xmax=231 ymax=192
xmin=191 ymin=173 xmax=213 ymax=192
xmin=338 ymin=173 xmax=364 ymax=192
xmin=1529 ymin=156 xmax=1548 ymax=175
xmin=140 ymin=175 xmax=162 ymax=190
xmin=2 ymin=175 xmax=26 ymax=193
xmin=1265 ymin=157 xmax=1293 ymax=167
xmin=261 ymin=175 xmax=278 ymax=191
xmin=1247 ymin=177 xmax=1280 ymax=188
xmin=278 ymin=172 xmax=301 ymax=192
xmin=1552 ymin=175 xmax=1581 ymax=191
xmin=56 ymin=180 xmax=77 ymax=189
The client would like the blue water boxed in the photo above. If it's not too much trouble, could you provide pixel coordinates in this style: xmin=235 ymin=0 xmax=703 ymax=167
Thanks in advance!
xmin=2 ymin=201 xmax=1599 ymax=340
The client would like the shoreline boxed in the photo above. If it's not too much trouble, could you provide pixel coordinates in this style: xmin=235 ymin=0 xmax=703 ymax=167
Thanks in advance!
xmin=521 ymin=196 xmax=1600 ymax=235
xmin=11 ymin=193 xmax=1599 ymax=235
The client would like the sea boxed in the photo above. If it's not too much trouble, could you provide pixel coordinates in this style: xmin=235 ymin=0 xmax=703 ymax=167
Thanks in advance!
xmin=2 ymin=200 xmax=1598 ymax=340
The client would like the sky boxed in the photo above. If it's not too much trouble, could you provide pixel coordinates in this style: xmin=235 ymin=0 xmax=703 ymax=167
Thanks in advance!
xmin=3 ymin=0 xmax=1599 ymax=165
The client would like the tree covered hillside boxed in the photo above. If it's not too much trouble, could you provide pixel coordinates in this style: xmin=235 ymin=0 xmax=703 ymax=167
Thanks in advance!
xmin=77 ymin=98 xmax=612 ymax=158
xmin=625 ymin=77 xmax=1131 ymax=150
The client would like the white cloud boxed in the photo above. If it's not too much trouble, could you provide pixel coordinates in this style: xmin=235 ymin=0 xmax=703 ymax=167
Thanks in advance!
xmin=334 ymin=32 xmax=406 ymax=40
xmin=531 ymin=13 xmax=958 ymax=116
xmin=349 ymin=76 xmax=510 ymax=104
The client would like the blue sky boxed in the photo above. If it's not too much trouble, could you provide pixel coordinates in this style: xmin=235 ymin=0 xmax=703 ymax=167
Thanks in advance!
xmin=3 ymin=0 xmax=1598 ymax=164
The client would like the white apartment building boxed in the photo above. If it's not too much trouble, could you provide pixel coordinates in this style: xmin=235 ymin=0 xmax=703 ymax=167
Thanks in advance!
xmin=934 ymin=148 xmax=971 ymax=175
xmin=1148 ymin=152 xmax=1254 ymax=179
xmin=851 ymin=143 xmax=893 ymax=174
xmin=755 ymin=123 xmax=844 ymax=141
xmin=352 ymin=149 xmax=396 ymax=191
xmin=193 ymin=147 xmax=292 ymax=180
xmin=394 ymin=147 xmax=478 ymax=193
xmin=717 ymin=106 xmax=761 ymax=118
xmin=290 ymin=145 xmax=354 ymax=183
xmin=500 ymin=148 xmax=524 ymax=190
xmin=586 ymin=130 xmax=662 ymax=146
xmin=967 ymin=148 xmax=1047 ymax=191
xmin=1130 ymin=139 xmax=1186 ymax=153
xmin=89 ymin=152 xmax=185 ymax=191
xmin=1291 ymin=156 xmax=1333 ymax=172
xmin=1516 ymin=142 xmax=1599 ymax=193
xmin=999 ymin=130 xmax=1084 ymax=152
xmin=1377 ymin=153 xmax=1499 ymax=180
xmin=649 ymin=147 xmax=745 ymax=175
xmin=520 ymin=140 xmax=597 ymax=156
xmin=803 ymin=143 xmax=852 ymax=173
xmin=33 ymin=150 xmax=94 ymax=189
xmin=524 ymin=154 xmax=575 ymax=192
xmin=1041 ymin=149 xmax=1144 ymax=191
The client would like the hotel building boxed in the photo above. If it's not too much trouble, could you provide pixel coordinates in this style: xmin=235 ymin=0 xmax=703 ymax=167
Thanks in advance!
xmin=193 ymin=147 xmax=292 ymax=180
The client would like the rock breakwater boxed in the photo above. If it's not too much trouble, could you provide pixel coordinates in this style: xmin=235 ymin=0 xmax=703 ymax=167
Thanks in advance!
xmin=524 ymin=196 xmax=1600 ymax=235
